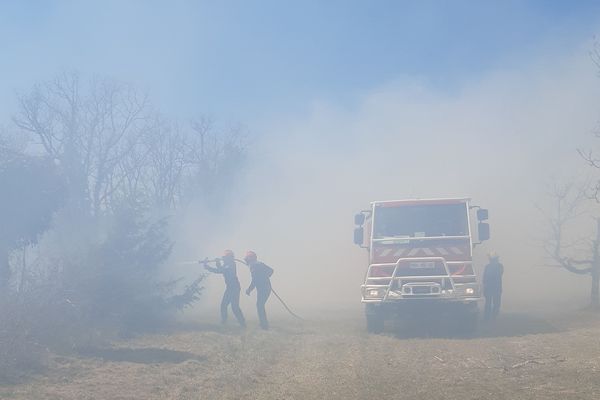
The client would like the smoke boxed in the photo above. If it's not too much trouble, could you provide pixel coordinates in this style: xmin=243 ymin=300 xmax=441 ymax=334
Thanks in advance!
xmin=175 ymin=39 xmax=600 ymax=318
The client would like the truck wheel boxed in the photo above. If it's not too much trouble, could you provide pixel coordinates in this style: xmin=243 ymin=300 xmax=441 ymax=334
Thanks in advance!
xmin=366 ymin=306 xmax=385 ymax=334
xmin=457 ymin=307 xmax=478 ymax=336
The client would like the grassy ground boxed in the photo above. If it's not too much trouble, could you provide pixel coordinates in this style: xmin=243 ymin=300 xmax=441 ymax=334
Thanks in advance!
xmin=1 ymin=309 xmax=600 ymax=399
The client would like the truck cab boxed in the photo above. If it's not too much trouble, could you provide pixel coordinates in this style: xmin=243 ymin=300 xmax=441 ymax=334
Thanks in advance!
xmin=354 ymin=198 xmax=490 ymax=333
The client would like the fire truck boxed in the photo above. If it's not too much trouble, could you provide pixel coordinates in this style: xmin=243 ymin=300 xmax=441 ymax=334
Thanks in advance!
xmin=353 ymin=198 xmax=490 ymax=333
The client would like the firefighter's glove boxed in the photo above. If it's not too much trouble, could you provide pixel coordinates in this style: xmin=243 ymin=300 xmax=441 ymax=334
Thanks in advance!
xmin=215 ymin=258 xmax=222 ymax=268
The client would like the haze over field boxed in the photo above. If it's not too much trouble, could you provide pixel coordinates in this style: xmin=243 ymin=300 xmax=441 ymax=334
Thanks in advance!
xmin=4 ymin=2 xmax=600 ymax=398
xmin=176 ymin=30 xmax=600 ymax=315
xmin=1 ymin=1 xmax=600 ymax=316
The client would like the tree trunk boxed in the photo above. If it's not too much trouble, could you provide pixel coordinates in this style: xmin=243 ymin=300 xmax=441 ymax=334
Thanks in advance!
xmin=592 ymin=267 xmax=600 ymax=310
xmin=18 ymin=246 xmax=27 ymax=294
xmin=0 ymin=246 xmax=10 ymax=289
xmin=591 ymin=219 xmax=600 ymax=310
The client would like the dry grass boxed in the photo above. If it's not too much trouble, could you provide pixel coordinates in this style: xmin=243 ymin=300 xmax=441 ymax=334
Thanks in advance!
xmin=2 ymin=310 xmax=600 ymax=399
xmin=0 ymin=298 xmax=44 ymax=384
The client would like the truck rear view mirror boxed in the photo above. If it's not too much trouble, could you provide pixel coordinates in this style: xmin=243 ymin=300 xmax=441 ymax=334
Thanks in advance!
xmin=477 ymin=208 xmax=489 ymax=221
xmin=354 ymin=213 xmax=365 ymax=226
xmin=478 ymin=222 xmax=490 ymax=241
xmin=354 ymin=227 xmax=364 ymax=245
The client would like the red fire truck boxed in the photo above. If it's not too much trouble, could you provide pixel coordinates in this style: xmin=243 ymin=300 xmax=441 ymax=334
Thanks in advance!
xmin=353 ymin=198 xmax=490 ymax=333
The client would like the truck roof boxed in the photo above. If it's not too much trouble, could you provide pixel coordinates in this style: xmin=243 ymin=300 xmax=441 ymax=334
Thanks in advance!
xmin=372 ymin=197 xmax=470 ymax=207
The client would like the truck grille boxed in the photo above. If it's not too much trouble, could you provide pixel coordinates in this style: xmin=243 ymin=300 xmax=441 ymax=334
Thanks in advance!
xmin=395 ymin=259 xmax=447 ymax=277
xmin=412 ymin=286 xmax=432 ymax=294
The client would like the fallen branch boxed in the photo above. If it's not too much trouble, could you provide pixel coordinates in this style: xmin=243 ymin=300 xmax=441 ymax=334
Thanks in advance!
xmin=511 ymin=359 xmax=543 ymax=369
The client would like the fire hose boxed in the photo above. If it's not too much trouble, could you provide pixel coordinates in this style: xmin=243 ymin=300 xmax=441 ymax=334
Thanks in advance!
xmin=188 ymin=257 xmax=304 ymax=321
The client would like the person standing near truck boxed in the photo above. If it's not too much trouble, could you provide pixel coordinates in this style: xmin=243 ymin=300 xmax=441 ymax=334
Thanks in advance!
xmin=203 ymin=249 xmax=246 ymax=328
xmin=483 ymin=251 xmax=504 ymax=321
xmin=244 ymin=250 xmax=274 ymax=330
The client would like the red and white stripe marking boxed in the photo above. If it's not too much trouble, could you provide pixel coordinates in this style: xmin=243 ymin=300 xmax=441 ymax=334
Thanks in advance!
xmin=374 ymin=247 xmax=465 ymax=257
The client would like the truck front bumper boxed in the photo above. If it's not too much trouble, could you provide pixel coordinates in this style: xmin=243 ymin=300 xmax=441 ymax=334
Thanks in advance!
xmin=361 ymin=283 xmax=480 ymax=304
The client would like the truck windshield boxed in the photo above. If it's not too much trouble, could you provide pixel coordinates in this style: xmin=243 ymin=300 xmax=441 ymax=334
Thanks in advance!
xmin=373 ymin=203 xmax=468 ymax=238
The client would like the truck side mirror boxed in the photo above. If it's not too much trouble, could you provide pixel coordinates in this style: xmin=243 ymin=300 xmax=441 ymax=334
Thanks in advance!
xmin=354 ymin=213 xmax=365 ymax=226
xmin=354 ymin=227 xmax=364 ymax=246
xmin=477 ymin=209 xmax=489 ymax=221
xmin=478 ymin=222 xmax=490 ymax=241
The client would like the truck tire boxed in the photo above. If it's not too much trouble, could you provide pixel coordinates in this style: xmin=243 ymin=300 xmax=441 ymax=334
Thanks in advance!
xmin=366 ymin=305 xmax=385 ymax=334
xmin=457 ymin=305 xmax=478 ymax=336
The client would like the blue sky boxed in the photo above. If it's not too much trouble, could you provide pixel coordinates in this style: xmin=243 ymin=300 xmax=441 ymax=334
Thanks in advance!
xmin=1 ymin=1 xmax=600 ymax=125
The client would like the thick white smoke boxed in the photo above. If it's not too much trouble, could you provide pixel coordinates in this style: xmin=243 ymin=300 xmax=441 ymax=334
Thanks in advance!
xmin=176 ymin=40 xmax=600 ymax=319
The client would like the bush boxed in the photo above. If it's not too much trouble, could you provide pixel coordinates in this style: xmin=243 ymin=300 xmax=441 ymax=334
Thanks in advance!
xmin=54 ymin=206 xmax=204 ymax=334
xmin=0 ymin=296 xmax=44 ymax=383
xmin=0 ymin=205 xmax=205 ymax=382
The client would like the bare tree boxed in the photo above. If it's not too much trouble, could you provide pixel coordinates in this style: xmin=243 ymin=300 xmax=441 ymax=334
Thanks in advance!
xmin=0 ymin=73 xmax=252 ymax=379
xmin=13 ymin=72 xmax=250 ymax=216
xmin=0 ymin=127 xmax=27 ymax=165
xmin=0 ymin=154 xmax=65 ymax=288
xmin=141 ymin=120 xmax=188 ymax=209
xmin=539 ymin=41 xmax=600 ymax=310
xmin=542 ymin=182 xmax=600 ymax=309
xmin=13 ymin=72 xmax=154 ymax=215
xmin=186 ymin=118 xmax=247 ymax=205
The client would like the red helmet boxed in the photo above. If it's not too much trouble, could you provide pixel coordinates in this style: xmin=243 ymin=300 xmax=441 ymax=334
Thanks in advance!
xmin=244 ymin=250 xmax=257 ymax=264
xmin=222 ymin=249 xmax=234 ymax=258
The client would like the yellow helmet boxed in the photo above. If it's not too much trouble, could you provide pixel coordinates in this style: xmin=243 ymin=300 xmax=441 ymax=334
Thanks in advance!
xmin=488 ymin=251 xmax=499 ymax=260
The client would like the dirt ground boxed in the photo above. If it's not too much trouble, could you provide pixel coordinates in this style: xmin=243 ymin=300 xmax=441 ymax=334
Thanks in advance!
xmin=2 ymin=308 xmax=600 ymax=400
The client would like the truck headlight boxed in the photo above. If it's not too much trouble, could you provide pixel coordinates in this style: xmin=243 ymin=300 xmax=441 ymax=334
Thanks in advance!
xmin=465 ymin=288 xmax=475 ymax=295
xmin=364 ymin=288 xmax=385 ymax=298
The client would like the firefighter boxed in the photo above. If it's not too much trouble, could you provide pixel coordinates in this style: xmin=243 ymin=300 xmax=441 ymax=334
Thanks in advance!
xmin=483 ymin=251 xmax=504 ymax=321
xmin=203 ymin=250 xmax=246 ymax=328
xmin=244 ymin=250 xmax=274 ymax=330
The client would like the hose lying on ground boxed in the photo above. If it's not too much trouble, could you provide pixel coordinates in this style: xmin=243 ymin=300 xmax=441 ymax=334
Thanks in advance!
xmin=235 ymin=258 xmax=304 ymax=321
xmin=270 ymin=287 xmax=304 ymax=321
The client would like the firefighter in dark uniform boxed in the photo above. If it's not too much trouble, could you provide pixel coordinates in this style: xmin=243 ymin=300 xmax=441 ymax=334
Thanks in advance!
xmin=204 ymin=249 xmax=246 ymax=328
xmin=483 ymin=251 xmax=504 ymax=321
xmin=244 ymin=250 xmax=274 ymax=330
